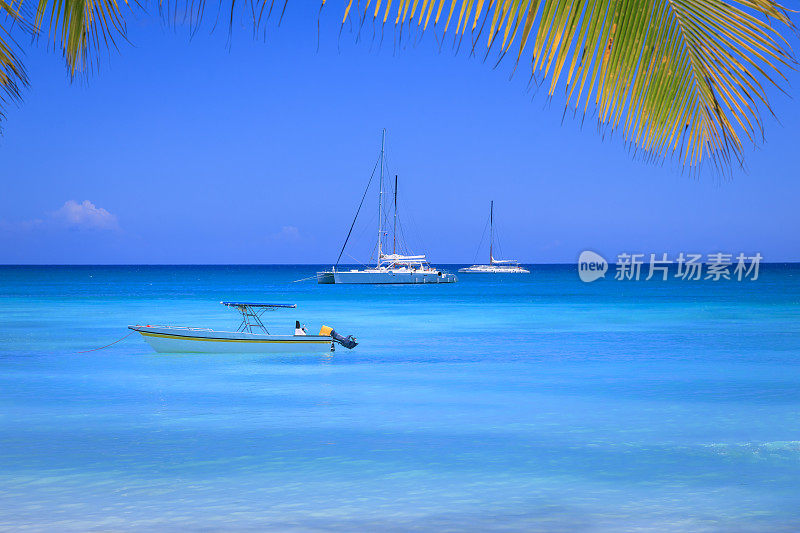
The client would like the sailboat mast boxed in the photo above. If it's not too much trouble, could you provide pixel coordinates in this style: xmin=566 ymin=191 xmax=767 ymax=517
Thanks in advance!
xmin=377 ymin=129 xmax=385 ymax=265
xmin=393 ymin=175 xmax=398 ymax=255
xmin=489 ymin=200 xmax=494 ymax=265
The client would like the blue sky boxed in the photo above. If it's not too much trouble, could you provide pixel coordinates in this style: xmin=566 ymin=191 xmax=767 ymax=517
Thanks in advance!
xmin=1 ymin=3 xmax=799 ymax=264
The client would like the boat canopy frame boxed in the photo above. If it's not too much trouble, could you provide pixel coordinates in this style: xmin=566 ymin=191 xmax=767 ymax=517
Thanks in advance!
xmin=220 ymin=302 xmax=297 ymax=334
xmin=378 ymin=253 xmax=429 ymax=268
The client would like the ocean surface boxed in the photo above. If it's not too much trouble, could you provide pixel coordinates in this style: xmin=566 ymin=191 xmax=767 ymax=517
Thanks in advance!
xmin=1 ymin=264 xmax=799 ymax=531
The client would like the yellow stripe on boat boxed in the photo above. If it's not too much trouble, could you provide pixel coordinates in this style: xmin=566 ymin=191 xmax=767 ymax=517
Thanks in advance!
xmin=139 ymin=331 xmax=330 ymax=343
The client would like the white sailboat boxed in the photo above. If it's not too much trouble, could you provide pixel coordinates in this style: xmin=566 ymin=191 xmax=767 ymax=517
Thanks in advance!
xmin=317 ymin=130 xmax=457 ymax=284
xmin=459 ymin=201 xmax=529 ymax=274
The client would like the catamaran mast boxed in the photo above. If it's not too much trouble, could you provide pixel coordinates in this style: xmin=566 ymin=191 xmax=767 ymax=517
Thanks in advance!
xmin=393 ymin=175 xmax=398 ymax=256
xmin=377 ymin=129 xmax=385 ymax=266
xmin=489 ymin=200 xmax=494 ymax=265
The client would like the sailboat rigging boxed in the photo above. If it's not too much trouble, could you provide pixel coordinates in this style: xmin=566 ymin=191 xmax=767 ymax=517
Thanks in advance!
xmin=317 ymin=130 xmax=457 ymax=284
xmin=459 ymin=201 xmax=529 ymax=274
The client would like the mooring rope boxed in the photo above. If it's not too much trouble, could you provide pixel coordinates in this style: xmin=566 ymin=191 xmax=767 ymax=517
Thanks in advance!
xmin=76 ymin=330 xmax=135 ymax=353
xmin=290 ymin=274 xmax=319 ymax=283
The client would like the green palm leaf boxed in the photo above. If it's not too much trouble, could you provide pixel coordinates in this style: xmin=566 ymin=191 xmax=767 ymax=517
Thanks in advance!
xmin=0 ymin=0 xmax=793 ymax=173
xmin=347 ymin=0 xmax=795 ymax=172
xmin=32 ymin=0 xmax=128 ymax=77
xmin=0 ymin=0 xmax=28 ymax=120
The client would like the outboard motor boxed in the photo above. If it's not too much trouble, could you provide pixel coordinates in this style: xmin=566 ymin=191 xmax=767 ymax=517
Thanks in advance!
xmin=330 ymin=329 xmax=358 ymax=349
xmin=318 ymin=325 xmax=358 ymax=349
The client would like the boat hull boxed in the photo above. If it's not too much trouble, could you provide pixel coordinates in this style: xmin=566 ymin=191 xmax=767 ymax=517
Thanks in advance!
xmin=317 ymin=270 xmax=457 ymax=284
xmin=129 ymin=326 xmax=333 ymax=354
xmin=458 ymin=266 xmax=530 ymax=274
xmin=317 ymin=271 xmax=336 ymax=284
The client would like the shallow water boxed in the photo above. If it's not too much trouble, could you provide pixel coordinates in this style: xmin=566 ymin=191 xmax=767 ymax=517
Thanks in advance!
xmin=1 ymin=265 xmax=799 ymax=531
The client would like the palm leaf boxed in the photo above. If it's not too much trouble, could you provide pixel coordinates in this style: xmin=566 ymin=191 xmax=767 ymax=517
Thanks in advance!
xmin=0 ymin=0 xmax=28 ymax=119
xmin=0 ymin=0 xmax=793 ymax=173
xmin=31 ymin=0 xmax=129 ymax=77
xmin=348 ymin=0 xmax=796 ymax=172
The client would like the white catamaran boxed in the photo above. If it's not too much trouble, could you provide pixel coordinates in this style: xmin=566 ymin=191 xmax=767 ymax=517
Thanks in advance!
xmin=317 ymin=130 xmax=457 ymax=284
xmin=459 ymin=201 xmax=529 ymax=274
xmin=129 ymin=302 xmax=358 ymax=353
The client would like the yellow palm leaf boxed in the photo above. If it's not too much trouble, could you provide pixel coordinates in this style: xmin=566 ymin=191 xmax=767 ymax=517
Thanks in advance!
xmin=31 ymin=0 xmax=128 ymax=77
xmin=0 ymin=0 xmax=793 ymax=173
xmin=0 ymin=0 xmax=27 ymax=118
xmin=352 ymin=0 xmax=795 ymax=172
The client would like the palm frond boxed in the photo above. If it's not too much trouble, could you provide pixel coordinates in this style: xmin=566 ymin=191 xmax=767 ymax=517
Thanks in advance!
xmin=0 ymin=0 xmax=28 ymax=118
xmin=31 ymin=0 xmax=129 ymax=77
xmin=25 ymin=0 xmax=288 ymax=77
xmin=0 ymin=0 xmax=793 ymax=173
xmin=345 ymin=0 xmax=796 ymax=172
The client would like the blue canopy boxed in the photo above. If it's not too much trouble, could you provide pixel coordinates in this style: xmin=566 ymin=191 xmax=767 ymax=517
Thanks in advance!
xmin=220 ymin=302 xmax=296 ymax=308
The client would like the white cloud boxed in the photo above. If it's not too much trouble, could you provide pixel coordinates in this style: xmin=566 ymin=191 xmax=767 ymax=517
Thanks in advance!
xmin=52 ymin=200 xmax=119 ymax=230
xmin=270 ymin=225 xmax=300 ymax=241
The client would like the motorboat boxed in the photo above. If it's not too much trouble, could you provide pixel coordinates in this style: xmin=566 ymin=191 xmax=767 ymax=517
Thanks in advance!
xmin=129 ymin=302 xmax=357 ymax=353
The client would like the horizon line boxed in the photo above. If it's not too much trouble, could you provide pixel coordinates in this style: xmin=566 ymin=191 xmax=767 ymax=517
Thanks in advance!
xmin=1 ymin=262 xmax=798 ymax=267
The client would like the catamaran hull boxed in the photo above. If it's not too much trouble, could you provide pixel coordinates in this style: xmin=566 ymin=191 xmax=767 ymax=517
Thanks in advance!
xmin=317 ymin=271 xmax=336 ymax=284
xmin=129 ymin=326 xmax=333 ymax=354
xmin=458 ymin=267 xmax=530 ymax=274
xmin=317 ymin=271 xmax=457 ymax=284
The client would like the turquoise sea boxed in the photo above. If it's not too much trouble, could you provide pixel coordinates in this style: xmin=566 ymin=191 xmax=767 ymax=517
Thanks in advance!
xmin=1 ymin=265 xmax=799 ymax=531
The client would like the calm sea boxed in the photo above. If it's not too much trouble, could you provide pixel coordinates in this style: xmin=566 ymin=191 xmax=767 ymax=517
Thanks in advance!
xmin=1 ymin=265 xmax=799 ymax=531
